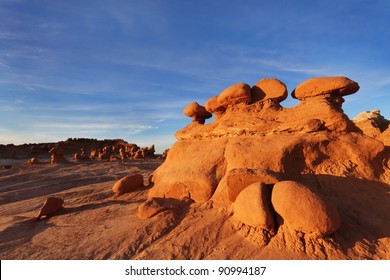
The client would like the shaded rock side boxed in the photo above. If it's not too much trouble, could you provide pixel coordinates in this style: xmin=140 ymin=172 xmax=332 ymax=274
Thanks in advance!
xmin=149 ymin=138 xmax=227 ymax=202
xmin=233 ymin=182 xmax=274 ymax=228
xmin=271 ymin=180 xmax=340 ymax=236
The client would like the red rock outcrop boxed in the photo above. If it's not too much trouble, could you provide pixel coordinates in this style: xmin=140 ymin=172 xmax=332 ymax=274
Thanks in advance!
xmin=148 ymin=75 xmax=389 ymax=244
xmin=49 ymin=144 xmax=67 ymax=164
xmin=184 ymin=102 xmax=212 ymax=124
xmin=151 ymin=76 xmax=387 ymax=206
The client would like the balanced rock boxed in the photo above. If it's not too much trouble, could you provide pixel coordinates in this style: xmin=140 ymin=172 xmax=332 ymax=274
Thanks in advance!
xmin=251 ymin=78 xmax=288 ymax=102
xmin=36 ymin=197 xmax=64 ymax=221
xmin=292 ymin=76 xmax=360 ymax=100
xmin=233 ymin=182 xmax=274 ymax=228
xmin=271 ymin=180 xmax=340 ymax=236
xmin=217 ymin=83 xmax=251 ymax=106
xmin=184 ymin=102 xmax=212 ymax=124
xmin=112 ymin=174 xmax=144 ymax=195
xmin=205 ymin=96 xmax=226 ymax=119
xmin=49 ymin=144 xmax=67 ymax=164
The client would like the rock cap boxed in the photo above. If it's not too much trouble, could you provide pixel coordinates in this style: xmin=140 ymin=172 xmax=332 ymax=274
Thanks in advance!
xmin=217 ymin=83 xmax=251 ymax=106
xmin=251 ymin=78 xmax=288 ymax=102
xmin=292 ymin=76 xmax=359 ymax=100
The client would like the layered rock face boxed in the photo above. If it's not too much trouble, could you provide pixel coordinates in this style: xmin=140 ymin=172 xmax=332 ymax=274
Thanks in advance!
xmin=149 ymin=76 xmax=389 ymax=237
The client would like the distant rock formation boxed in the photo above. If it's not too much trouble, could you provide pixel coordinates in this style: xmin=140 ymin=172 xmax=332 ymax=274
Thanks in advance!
xmin=49 ymin=144 xmax=67 ymax=164
xmin=148 ymin=75 xmax=390 ymax=239
xmin=353 ymin=109 xmax=389 ymax=140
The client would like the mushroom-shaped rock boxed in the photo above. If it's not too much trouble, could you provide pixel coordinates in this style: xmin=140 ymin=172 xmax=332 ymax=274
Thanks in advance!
xmin=217 ymin=83 xmax=251 ymax=107
xmin=36 ymin=197 xmax=64 ymax=221
xmin=183 ymin=102 xmax=212 ymax=124
xmin=233 ymin=182 xmax=274 ymax=228
xmin=271 ymin=180 xmax=340 ymax=236
xmin=291 ymin=76 xmax=359 ymax=100
xmin=251 ymin=78 xmax=288 ymax=102
xmin=112 ymin=174 xmax=144 ymax=195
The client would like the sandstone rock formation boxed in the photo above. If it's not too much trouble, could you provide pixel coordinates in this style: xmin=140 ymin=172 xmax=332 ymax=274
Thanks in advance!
xmin=205 ymin=96 xmax=226 ymax=120
xmin=148 ymin=75 xmax=389 ymax=245
xmin=36 ymin=197 xmax=64 ymax=221
xmin=353 ymin=109 xmax=389 ymax=139
xmin=217 ymin=82 xmax=251 ymax=106
xmin=291 ymin=76 xmax=360 ymax=100
xmin=271 ymin=180 xmax=340 ymax=236
xmin=184 ymin=102 xmax=212 ymax=124
xmin=112 ymin=174 xmax=144 ymax=195
xmin=49 ymin=144 xmax=67 ymax=164
xmin=251 ymin=78 xmax=287 ymax=102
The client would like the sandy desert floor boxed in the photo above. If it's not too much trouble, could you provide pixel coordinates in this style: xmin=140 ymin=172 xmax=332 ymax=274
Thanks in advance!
xmin=1 ymin=159 xmax=389 ymax=260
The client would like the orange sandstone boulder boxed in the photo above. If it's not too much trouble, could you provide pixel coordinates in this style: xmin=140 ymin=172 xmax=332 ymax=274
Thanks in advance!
xmin=112 ymin=174 xmax=144 ymax=195
xmin=183 ymin=102 xmax=212 ymax=124
xmin=271 ymin=180 xmax=340 ymax=236
xmin=291 ymin=76 xmax=360 ymax=100
xmin=251 ymin=78 xmax=288 ymax=102
xmin=233 ymin=182 xmax=274 ymax=228
xmin=217 ymin=83 xmax=251 ymax=106
xmin=205 ymin=96 xmax=226 ymax=120
xmin=36 ymin=197 xmax=64 ymax=221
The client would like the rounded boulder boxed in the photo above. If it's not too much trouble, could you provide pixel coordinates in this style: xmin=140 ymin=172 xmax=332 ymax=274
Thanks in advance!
xmin=112 ymin=174 xmax=144 ymax=195
xmin=251 ymin=78 xmax=288 ymax=102
xmin=205 ymin=96 xmax=226 ymax=113
xmin=217 ymin=83 xmax=251 ymax=107
xmin=233 ymin=182 xmax=274 ymax=228
xmin=291 ymin=76 xmax=359 ymax=100
xmin=271 ymin=180 xmax=340 ymax=236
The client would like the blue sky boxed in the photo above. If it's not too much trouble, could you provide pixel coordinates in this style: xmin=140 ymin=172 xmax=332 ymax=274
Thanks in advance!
xmin=1 ymin=0 xmax=389 ymax=152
